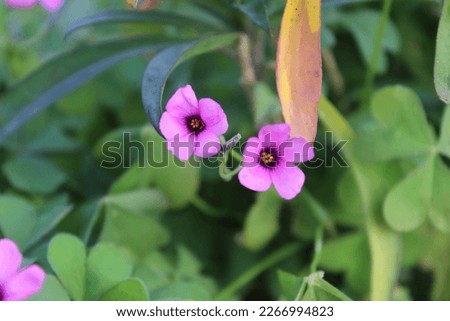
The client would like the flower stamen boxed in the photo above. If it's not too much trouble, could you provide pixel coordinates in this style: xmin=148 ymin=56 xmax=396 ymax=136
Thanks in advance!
xmin=260 ymin=149 xmax=277 ymax=168
xmin=187 ymin=116 xmax=206 ymax=134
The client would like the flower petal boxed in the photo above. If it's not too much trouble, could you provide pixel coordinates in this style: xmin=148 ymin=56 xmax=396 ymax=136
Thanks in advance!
xmin=4 ymin=0 xmax=38 ymax=9
xmin=165 ymin=85 xmax=198 ymax=118
xmin=194 ymin=131 xmax=221 ymax=158
xmin=159 ymin=111 xmax=189 ymax=140
xmin=199 ymin=98 xmax=228 ymax=135
xmin=39 ymin=0 xmax=63 ymax=12
xmin=271 ymin=164 xmax=305 ymax=200
xmin=279 ymin=137 xmax=315 ymax=163
xmin=242 ymin=137 xmax=261 ymax=164
xmin=166 ymin=133 xmax=195 ymax=161
xmin=238 ymin=165 xmax=272 ymax=192
xmin=0 ymin=239 xmax=22 ymax=283
xmin=258 ymin=123 xmax=291 ymax=148
xmin=2 ymin=265 xmax=46 ymax=301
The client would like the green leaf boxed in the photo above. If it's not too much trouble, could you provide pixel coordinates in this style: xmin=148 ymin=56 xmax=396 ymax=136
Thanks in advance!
xmin=425 ymin=232 xmax=450 ymax=300
xmin=428 ymin=157 xmax=450 ymax=232
xmin=48 ymin=234 xmax=86 ymax=301
xmin=253 ymin=82 xmax=281 ymax=125
xmin=152 ymin=281 xmax=214 ymax=300
xmin=402 ymin=231 xmax=427 ymax=267
xmin=277 ymin=270 xmax=303 ymax=300
xmin=318 ymin=96 xmax=354 ymax=142
xmin=0 ymin=195 xmax=36 ymax=248
xmin=355 ymin=86 xmax=434 ymax=161
xmin=141 ymin=126 xmax=201 ymax=208
xmin=337 ymin=9 xmax=400 ymax=73
xmin=235 ymin=0 xmax=270 ymax=33
xmin=384 ymin=156 xmax=450 ymax=233
xmin=141 ymin=33 xmax=239 ymax=133
xmin=300 ymin=272 xmax=352 ymax=301
xmin=291 ymin=190 xmax=336 ymax=239
xmin=322 ymin=0 xmax=380 ymax=6
xmin=104 ymin=189 xmax=168 ymax=215
xmin=65 ymin=10 xmax=225 ymax=37
xmin=100 ymin=279 xmax=149 ymax=301
xmin=99 ymin=206 xmax=170 ymax=256
xmin=25 ymin=197 xmax=73 ymax=250
xmin=0 ymin=36 xmax=175 ymax=144
xmin=321 ymin=26 xmax=336 ymax=49
xmin=175 ymin=246 xmax=202 ymax=279
xmin=318 ymin=95 xmax=401 ymax=300
xmin=26 ymin=124 xmax=80 ymax=153
xmin=434 ymin=0 xmax=450 ymax=103
xmin=109 ymin=163 xmax=154 ymax=194
xmin=319 ymin=232 xmax=370 ymax=296
xmin=336 ymin=171 xmax=365 ymax=227
xmin=29 ymin=275 xmax=71 ymax=301
xmin=384 ymin=159 xmax=431 ymax=232
xmin=85 ymin=243 xmax=133 ymax=300
xmin=242 ymin=188 xmax=283 ymax=251
xmin=133 ymin=251 xmax=174 ymax=291
xmin=438 ymin=105 xmax=450 ymax=158
xmin=2 ymin=157 xmax=67 ymax=194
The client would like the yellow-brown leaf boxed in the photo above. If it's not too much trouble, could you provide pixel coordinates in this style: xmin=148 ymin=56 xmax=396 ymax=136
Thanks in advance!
xmin=276 ymin=0 xmax=322 ymax=142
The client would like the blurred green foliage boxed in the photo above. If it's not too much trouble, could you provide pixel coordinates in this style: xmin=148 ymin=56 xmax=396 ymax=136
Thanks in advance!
xmin=0 ymin=0 xmax=449 ymax=301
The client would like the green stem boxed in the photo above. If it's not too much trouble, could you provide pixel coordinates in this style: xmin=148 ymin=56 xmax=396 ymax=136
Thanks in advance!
xmin=302 ymin=189 xmax=336 ymax=235
xmin=214 ymin=243 xmax=301 ymax=300
xmin=83 ymin=199 xmax=104 ymax=244
xmin=361 ymin=0 xmax=394 ymax=107
xmin=294 ymin=278 xmax=308 ymax=301
xmin=231 ymin=149 xmax=243 ymax=162
xmin=310 ymin=227 xmax=324 ymax=274
xmin=191 ymin=197 xmax=226 ymax=218
xmin=218 ymin=149 xmax=242 ymax=181
xmin=318 ymin=96 xmax=401 ymax=301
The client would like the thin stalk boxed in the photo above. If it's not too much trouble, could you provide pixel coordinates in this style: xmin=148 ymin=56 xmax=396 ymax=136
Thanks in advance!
xmin=215 ymin=243 xmax=301 ymax=300
xmin=82 ymin=200 xmax=104 ymax=244
xmin=191 ymin=197 xmax=226 ymax=218
xmin=231 ymin=149 xmax=243 ymax=162
xmin=361 ymin=0 xmax=394 ymax=107
xmin=294 ymin=278 xmax=308 ymax=301
xmin=301 ymin=189 xmax=336 ymax=235
xmin=318 ymin=96 xmax=401 ymax=300
xmin=310 ymin=226 xmax=324 ymax=274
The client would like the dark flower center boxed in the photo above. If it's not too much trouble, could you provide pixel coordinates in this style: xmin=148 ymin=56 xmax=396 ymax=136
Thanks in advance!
xmin=186 ymin=116 xmax=205 ymax=134
xmin=260 ymin=148 xmax=278 ymax=168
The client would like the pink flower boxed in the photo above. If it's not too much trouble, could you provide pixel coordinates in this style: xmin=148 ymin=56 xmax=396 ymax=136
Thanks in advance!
xmin=4 ymin=0 xmax=64 ymax=12
xmin=238 ymin=124 xmax=314 ymax=200
xmin=0 ymin=238 xmax=46 ymax=301
xmin=159 ymin=85 xmax=228 ymax=161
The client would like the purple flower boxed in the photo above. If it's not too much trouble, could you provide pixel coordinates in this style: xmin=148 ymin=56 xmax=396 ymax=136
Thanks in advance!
xmin=238 ymin=124 xmax=314 ymax=200
xmin=4 ymin=0 xmax=64 ymax=12
xmin=0 ymin=238 xmax=46 ymax=301
xmin=159 ymin=85 xmax=228 ymax=161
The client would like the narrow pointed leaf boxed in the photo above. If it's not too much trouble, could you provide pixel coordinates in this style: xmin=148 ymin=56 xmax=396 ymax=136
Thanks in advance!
xmin=276 ymin=0 xmax=322 ymax=142
xmin=0 ymin=36 xmax=175 ymax=144
xmin=438 ymin=105 xmax=450 ymax=158
xmin=65 ymin=10 xmax=225 ymax=38
xmin=236 ymin=0 xmax=270 ymax=33
xmin=141 ymin=33 xmax=239 ymax=133
xmin=434 ymin=0 xmax=450 ymax=103
xmin=322 ymin=0 xmax=379 ymax=6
